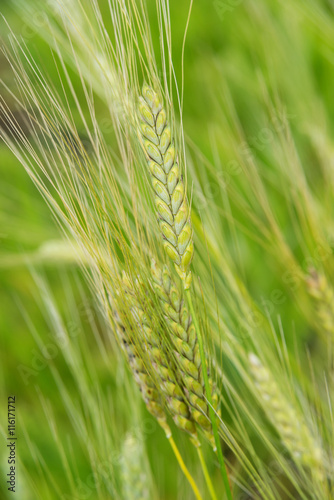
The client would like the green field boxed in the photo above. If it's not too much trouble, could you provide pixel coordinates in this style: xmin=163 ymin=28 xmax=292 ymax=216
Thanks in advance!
xmin=0 ymin=1 xmax=333 ymax=498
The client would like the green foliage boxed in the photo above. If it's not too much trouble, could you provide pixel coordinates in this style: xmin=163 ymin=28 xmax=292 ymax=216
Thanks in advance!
xmin=0 ymin=0 xmax=333 ymax=498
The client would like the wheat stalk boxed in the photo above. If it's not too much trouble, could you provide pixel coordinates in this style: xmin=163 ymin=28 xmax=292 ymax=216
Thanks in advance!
xmin=249 ymin=353 xmax=324 ymax=481
xmin=138 ymin=84 xmax=193 ymax=290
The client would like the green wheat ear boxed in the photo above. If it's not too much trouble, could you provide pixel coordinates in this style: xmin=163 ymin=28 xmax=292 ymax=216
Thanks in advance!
xmin=151 ymin=260 xmax=220 ymax=448
xmin=138 ymin=84 xmax=194 ymax=290
xmin=121 ymin=273 xmax=200 ymax=444
xmin=114 ymin=311 xmax=171 ymax=438
xmin=306 ymin=268 xmax=334 ymax=340
xmin=249 ymin=353 xmax=324 ymax=481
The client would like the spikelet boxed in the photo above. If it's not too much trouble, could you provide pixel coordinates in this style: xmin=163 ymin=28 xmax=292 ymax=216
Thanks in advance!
xmin=306 ymin=269 xmax=334 ymax=340
xmin=120 ymin=433 xmax=150 ymax=500
xmin=121 ymin=273 xmax=199 ymax=444
xmin=249 ymin=353 xmax=323 ymax=480
xmin=114 ymin=311 xmax=171 ymax=437
xmin=138 ymin=84 xmax=193 ymax=290
xmin=151 ymin=261 xmax=219 ymax=447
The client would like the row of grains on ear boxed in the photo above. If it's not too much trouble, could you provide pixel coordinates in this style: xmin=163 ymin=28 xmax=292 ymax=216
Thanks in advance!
xmin=151 ymin=261 xmax=220 ymax=448
xmin=113 ymin=309 xmax=171 ymax=438
xmin=118 ymin=274 xmax=200 ymax=445
xmin=138 ymin=84 xmax=194 ymax=290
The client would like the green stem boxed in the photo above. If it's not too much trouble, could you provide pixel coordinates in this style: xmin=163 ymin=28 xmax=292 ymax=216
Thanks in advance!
xmin=197 ymin=447 xmax=218 ymax=500
xmin=168 ymin=436 xmax=203 ymax=500
xmin=186 ymin=289 xmax=233 ymax=500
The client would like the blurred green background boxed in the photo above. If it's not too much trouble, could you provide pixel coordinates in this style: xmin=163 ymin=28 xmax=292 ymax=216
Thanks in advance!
xmin=0 ymin=0 xmax=333 ymax=498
